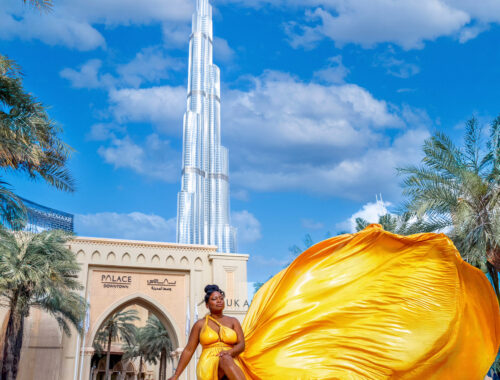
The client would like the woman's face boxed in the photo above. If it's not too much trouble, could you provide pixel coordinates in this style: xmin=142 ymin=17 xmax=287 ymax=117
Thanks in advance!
xmin=206 ymin=291 xmax=225 ymax=313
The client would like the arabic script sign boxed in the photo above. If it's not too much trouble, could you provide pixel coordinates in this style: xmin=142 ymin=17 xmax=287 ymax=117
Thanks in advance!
xmin=147 ymin=278 xmax=177 ymax=291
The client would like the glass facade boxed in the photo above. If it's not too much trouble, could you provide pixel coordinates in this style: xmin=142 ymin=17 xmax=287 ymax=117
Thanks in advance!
xmin=177 ymin=0 xmax=237 ymax=253
xmin=22 ymin=198 xmax=74 ymax=233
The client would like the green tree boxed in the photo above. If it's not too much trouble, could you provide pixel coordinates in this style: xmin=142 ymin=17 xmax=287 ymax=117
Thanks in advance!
xmin=22 ymin=0 xmax=52 ymax=10
xmin=0 ymin=228 xmax=85 ymax=380
xmin=398 ymin=116 xmax=500 ymax=299
xmin=122 ymin=327 xmax=154 ymax=380
xmin=288 ymin=233 xmax=316 ymax=257
xmin=94 ymin=309 xmax=139 ymax=380
xmin=0 ymin=55 xmax=74 ymax=228
xmin=355 ymin=212 xmax=443 ymax=235
xmin=141 ymin=315 xmax=174 ymax=380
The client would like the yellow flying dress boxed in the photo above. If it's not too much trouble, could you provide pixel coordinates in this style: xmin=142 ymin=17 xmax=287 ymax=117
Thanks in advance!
xmin=235 ymin=225 xmax=500 ymax=379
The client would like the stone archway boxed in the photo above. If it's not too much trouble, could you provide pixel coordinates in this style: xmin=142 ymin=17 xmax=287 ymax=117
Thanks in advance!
xmin=88 ymin=292 xmax=181 ymax=349
xmin=84 ymin=293 xmax=182 ymax=380
xmin=92 ymin=357 xmax=149 ymax=380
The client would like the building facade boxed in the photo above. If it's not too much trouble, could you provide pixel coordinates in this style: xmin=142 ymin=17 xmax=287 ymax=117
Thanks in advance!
xmin=22 ymin=198 xmax=74 ymax=233
xmin=177 ymin=0 xmax=237 ymax=253
xmin=1 ymin=237 xmax=249 ymax=380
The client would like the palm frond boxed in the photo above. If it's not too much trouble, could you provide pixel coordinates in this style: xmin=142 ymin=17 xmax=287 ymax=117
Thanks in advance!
xmin=0 ymin=180 xmax=26 ymax=229
xmin=0 ymin=54 xmax=75 ymax=195
xmin=355 ymin=218 xmax=369 ymax=231
xmin=421 ymin=132 xmax=464 ymax=179
xmin=399 ymin=115 xmax=500 ymax=276
xmin=94 ymin=309 xmax=140 ymax=351
xmin=488 ymin=115 xmax=500 ymax=181
xmin=22 ymin=0 xmax=53 ymax=11
xmin=140 ymin=315 xmax=174 ymax=364
xmin=0 ymin=227 xmax=85 ymax=342
xmin=463 ymin=117 xmax=482 ymax=173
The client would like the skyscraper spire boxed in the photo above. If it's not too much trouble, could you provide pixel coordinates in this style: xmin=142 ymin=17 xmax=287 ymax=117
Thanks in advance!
xmin=177 ymin=0 xmax=237 ymax=253
xmin=196 ymin=0 xmax=210 ymax=16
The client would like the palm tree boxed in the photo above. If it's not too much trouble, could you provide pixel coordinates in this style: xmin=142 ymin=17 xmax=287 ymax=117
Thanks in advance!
xmin=141 ymin=315 xmax=174 ymax=380
xmin=398 ymin=116 xmax=500 ymax=299
xmin=355 ymin=212 xmax=444 ymax=235
xmin=21 ymin=0 xmax=52 ymax=10
xmin=0 ymin=54 xmax=74 ymax=228
xmin=123 ymin=340 xmax=143 ymax=380
xmin=122 ymin=333 xmax=144 ymax=380
xmin=0 ymin=228 xmax=86 ymax=380
xmin=122 ymin=326 xmax=158 ymax=380
xmin=93 ymin=309 xmax=139 ymax=380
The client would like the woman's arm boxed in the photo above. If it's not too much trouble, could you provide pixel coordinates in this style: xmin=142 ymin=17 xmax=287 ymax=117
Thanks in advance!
xmin=219 ymin=317 xmax=245 ymax=358
xmin=168 ymin=320 xmax=202 ymax=380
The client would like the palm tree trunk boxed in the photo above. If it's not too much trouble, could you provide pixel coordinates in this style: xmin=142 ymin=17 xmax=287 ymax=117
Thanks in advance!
xmin=158 ymin=350 xmax=164 ymax=380
xmin=105 ymin=332 xmax=112 ymax=380
xmin=138 ymin=355 xmax=143 ymax=380
xmin=0 ymin=308 xmax=10 ymax=371
xmin=162 ymin=348 xmax=167 ymax=380
xmin=1 ymin=307 xmax=24 ymax=380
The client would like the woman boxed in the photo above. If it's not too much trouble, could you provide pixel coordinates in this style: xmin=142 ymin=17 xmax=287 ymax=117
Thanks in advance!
xmin=168 ymin=285 xmax=246 ymax=380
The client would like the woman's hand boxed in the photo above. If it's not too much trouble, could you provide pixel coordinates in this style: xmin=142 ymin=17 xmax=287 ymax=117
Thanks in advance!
xmin=219 ymin=349 xmax=235 ymax=358
xmin=167 ymin=376 xmax=178 ymax=380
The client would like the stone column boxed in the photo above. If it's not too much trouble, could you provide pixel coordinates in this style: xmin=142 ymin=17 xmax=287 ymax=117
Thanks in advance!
xmin=79 ymin=346 xmax=94 ymax=380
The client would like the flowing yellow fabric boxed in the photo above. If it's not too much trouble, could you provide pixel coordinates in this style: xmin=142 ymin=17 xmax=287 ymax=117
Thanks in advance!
xmin=197 ymin=315 xmax=245 ymax=380
xmin=238 ymin=224 xmax=500 ymax=379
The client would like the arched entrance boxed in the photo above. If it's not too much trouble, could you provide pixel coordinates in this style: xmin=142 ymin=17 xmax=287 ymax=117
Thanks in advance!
xmin=88 ymin=294 xmax=181 ymax=380
xmin=91 ymin=358 xmax=151 ymax=380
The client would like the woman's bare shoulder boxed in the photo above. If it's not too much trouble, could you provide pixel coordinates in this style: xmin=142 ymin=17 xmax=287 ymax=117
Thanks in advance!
xmin=193 ymin=318 xmax=205 ymax=328
xmin=226 ymin=316 xmax=242 ymax=326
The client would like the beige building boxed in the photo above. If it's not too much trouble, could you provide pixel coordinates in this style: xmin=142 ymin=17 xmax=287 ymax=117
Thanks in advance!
xmin=1 ymin=236 xmax=249 ymax=380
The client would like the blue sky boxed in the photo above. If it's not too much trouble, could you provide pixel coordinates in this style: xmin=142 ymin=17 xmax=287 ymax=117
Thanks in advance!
xmin=1 ymin=0 xmax=500 ymax=284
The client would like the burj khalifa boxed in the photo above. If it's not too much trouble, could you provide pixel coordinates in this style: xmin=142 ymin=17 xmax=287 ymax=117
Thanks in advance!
xmin=176 ymin=0 xmax=237 ymax=253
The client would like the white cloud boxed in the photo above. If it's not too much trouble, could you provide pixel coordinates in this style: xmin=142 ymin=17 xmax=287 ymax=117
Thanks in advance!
xmin=313 ymin=55 xmax=349 ymax=84
xmin=0 ymin=8 xmax=106 ymax=50
xmin=75 ymin=212 xmax=176 ymax=242
xmin=64 ymin=0 xmax=192 ymax=25
xmin=60 ymin=47 xmax=183 ymax=89
xmin=250 ymin=254 xmax=291 ymax=267
xmin=231 ymin=189 xmax=250 ymax=201
xmin=232 ymin=210 xmax=262 ymax=244
xmin=103 ymin=71 xmax=430 ymax=200
xmin=87 ymin=123 xmax=126 ymax=141
xmin=0 ymin=0 xmax=192 ymax=50
xmin=337 ymin=197 xmax=391 ymax=232
xmin=116 ymin=47 xmax=184 ymax=87
xmin=60 ymin=59 xmax=115 ymax=89
xmin=224 ymin=71 xmax=402 ymax=148
xmin=374 ymin=50 xmax=420 ymax=78
xmin=222 ymin=72 xmax=428 ymax=199
xmin=97 ymin=134 xmax=180 ymax=182
xmin=443 ymin=0 xmax=500 ymax=24
xmin=301 ymin=218 xmax=324 ymax=230
xmin=162 ymin=22 xmax=191 ymax=49
xmin=108 ymin=86 xmax=185 ymax=133
xmin=3 ymin=0 xmax=500 ymax=51
xmin=458 ymin=23 xmax=489 ymax=43
xmin=299 ymin=1 xmax=469 ymax=50
xmin=237 ymin=0 xmax=500 ymax=49
xmin=214 ymin=37 xmax=236 ymax=63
